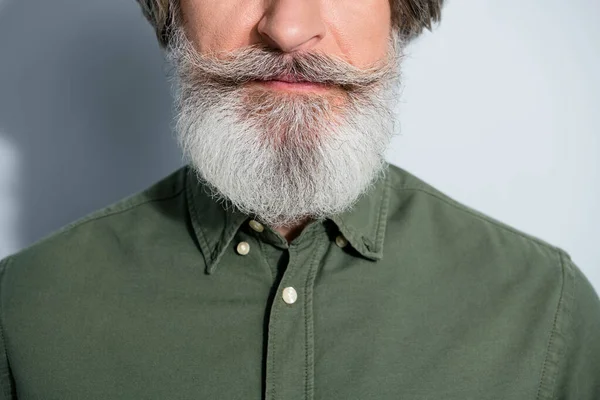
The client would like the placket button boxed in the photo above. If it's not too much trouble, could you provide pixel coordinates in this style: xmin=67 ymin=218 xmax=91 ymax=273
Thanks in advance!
xmin=236 ymin=242 xmax=250 ymax=256
xmin=282 ymin=287 xmax=298 ymax=305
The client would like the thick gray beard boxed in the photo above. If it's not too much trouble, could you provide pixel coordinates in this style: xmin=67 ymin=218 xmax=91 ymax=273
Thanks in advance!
xmin=170 ymin=32 xmax=403 ymax=228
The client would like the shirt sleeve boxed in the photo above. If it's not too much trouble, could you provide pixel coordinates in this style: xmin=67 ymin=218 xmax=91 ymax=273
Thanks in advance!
xmin=540 ymin=251 xmax=600 ymax=399
xmin=0 ymin=257 xmax=17 ymax=400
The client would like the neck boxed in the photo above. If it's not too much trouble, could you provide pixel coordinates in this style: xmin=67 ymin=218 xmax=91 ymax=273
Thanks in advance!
xmin=274 ymin=218 xmax=312 ymax=242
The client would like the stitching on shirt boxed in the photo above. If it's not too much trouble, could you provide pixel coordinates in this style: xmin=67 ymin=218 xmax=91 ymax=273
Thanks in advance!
xmin=268 ymin=246 xmax=301 ymax=400
xmin=535 ymin=250 xmax=570 ymax=400
xmin=206 ymin=218 xmax=249 ymax=273
xmin=185 ymin=174 xmax=215 ymax=263
xmin=16 ymin=170 xmax=188 ymax=252
xmin=257 ymin=240 xmax=275 ymax=282
xmin=0 ymin=257 xmax=15 ymax=398
xmin=33 ymin=188 xmax=187 ymax=250
xmin=268 ymin=273 xmax=280 ymax=400
xmin=373 ymin=171 xmax=391 ymax=254
xmin=304 ymin=239 xmax=323 ymax=400
xmin=392 ymin=186 xmax=561 ymax=254
xmin=72 ymin=188 xmax=186 ymax=228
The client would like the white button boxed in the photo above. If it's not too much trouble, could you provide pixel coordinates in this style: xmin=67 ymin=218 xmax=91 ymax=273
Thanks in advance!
xmin=335 ymin=235 xmax=348 ymax=248
xmin=282 ymin=287 xmax=298 ymax=304
xmin=236 ymin=241 xmax=250 ymax=256
xmin=249 ymin=220 xmax=265 ymax=233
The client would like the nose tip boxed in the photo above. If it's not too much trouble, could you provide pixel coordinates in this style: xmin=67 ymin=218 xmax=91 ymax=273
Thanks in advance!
xmin=257 ymin=0 xmax=326 ymax=53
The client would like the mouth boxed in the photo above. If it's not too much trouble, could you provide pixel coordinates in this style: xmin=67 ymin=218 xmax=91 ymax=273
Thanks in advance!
xmin=252 ymin=74 xmax=332 ymax=93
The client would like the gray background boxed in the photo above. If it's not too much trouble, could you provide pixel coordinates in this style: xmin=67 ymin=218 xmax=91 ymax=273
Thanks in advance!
xmin=0 ymin=0 xmax=598 ymax=291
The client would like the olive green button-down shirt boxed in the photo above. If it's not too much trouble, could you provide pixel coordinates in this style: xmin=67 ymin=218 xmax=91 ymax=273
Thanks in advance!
xmin=1 ymin=164 xmax=599 ymax=399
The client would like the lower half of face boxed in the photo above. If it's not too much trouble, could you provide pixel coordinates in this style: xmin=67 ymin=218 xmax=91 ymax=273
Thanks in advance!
xmin=169 ymin=0 xmax=402 ymax=226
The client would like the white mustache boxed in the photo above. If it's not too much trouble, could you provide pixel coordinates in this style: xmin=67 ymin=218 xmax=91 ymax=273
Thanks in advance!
xmin=168 ymin=29 xmax=401 ymax=91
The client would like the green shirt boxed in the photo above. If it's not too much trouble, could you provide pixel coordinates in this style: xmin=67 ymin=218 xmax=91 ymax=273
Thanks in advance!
xmin=1 ymin=164 xmax=599 ymax=399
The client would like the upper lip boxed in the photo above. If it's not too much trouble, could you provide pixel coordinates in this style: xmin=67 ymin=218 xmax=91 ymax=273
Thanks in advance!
xmin=270 ymin=74 xmax=308 ymax=83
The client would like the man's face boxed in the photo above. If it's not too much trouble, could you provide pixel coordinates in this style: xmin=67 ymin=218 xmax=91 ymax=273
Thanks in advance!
xmin=180 ymin=0 xmax=392 ymax=70
xmin=171 ymin=0 xmax=402 ymax=227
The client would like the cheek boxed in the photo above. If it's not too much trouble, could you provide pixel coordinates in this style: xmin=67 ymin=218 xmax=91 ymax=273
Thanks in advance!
xmin=180 ymin=0 xmax=392 ymax=65
xmin=180 ymin=0 xmax=262 ymax=53
xmin=328 ymin=0 xmax=392 ymax=66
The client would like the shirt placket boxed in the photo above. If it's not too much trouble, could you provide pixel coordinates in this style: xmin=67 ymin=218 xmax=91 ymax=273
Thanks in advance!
xmin=264 ymin=236 xmax=326 ymax=400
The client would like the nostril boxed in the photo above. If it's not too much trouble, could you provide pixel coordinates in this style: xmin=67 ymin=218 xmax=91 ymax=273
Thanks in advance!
xmin=256 ymin=7 xmax=326 ymax=53
xmin=258 ymin=29 xmax=283 ymax=51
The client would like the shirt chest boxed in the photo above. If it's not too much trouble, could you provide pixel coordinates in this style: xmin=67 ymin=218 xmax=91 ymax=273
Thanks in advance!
xmin=6 ymin=236 xmax=548 ymax=400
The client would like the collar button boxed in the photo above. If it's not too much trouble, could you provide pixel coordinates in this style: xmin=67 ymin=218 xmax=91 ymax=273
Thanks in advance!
xmin=335 ymin=235 xmax=349 ymax=248
xmin=249 ymin=220 xmax=265 ymax=233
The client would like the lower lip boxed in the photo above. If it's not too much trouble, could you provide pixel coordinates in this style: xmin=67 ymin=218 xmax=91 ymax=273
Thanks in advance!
xmin=254 ymin=80 xmax=331 ymax=93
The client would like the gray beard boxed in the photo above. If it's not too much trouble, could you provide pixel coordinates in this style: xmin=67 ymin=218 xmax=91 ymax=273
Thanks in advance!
xmin=169 ymin=29 xmax=403 ymax=227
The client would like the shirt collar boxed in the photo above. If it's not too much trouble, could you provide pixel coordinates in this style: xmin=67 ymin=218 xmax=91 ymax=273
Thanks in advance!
xmin=185 ymin=164 xmax=391 ymax=274
xmin=330 ymin=168 xmax=391 ymax=261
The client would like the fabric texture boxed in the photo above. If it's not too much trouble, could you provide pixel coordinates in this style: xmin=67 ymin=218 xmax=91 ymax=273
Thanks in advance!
xmin=0 ymin=163 xmax=599 ymax=399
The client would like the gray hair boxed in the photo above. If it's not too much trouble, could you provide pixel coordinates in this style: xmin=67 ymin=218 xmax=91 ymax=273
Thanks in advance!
xmin=135 ymin=0 xmax=444 ymax=48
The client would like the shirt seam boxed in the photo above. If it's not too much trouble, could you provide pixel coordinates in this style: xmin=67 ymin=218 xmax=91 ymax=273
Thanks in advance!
xmin=304 ymin=239 xmax=323 ymax=400
xmin=392 ymin=186 xmax=562 ymax=254
xmin=535 ymin=250 xmax=572 ymax=400
xmin=20 ymin=182 xmax=186 ymax=252
xmin=41 ymin=168 xmax=188 ymax=242
xmin=268 ymin=275 xmax=280 ymax=400
xmin=185 ymin=175 xmax=214 ymax=270
xmin=0 ymin=256 xmax=15 ymax=399
xmin=61 ymin=188 xmax=186 ymax=234
xmin=373 ymin=171 xmax=391 ymax=253
xmin=208 ymin=216 xmax=248 ymax=272
xmin=256 ymin=240 xmax=276 ymax=282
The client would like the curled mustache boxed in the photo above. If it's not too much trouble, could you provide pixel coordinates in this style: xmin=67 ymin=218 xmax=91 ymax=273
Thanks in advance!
xmin=168 ymin=28 xmax=402 ymax=92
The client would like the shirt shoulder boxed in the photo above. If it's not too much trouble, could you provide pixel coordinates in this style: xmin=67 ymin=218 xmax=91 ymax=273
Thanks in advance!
xmin=384 ymin=163 xmax=600 ymax=399
xmin=0 ymin=166 xmax=189 ymax=288
xmin=385 ymin=162 xmax=563 ymax=258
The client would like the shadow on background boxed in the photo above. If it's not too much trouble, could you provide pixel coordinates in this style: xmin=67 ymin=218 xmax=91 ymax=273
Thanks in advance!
xmin=0 ymin=0 xmax=182 ymax=252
